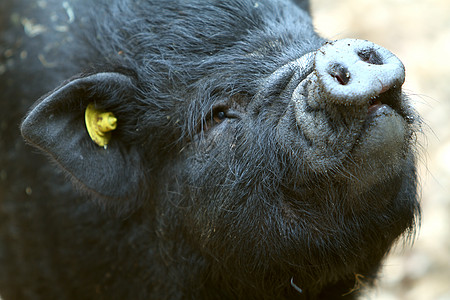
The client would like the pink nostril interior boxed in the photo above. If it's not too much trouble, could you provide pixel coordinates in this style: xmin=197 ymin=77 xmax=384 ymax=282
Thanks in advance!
xmin=358 ymin=49 xmax=384 ymax=65
xmin=368 ymin=98 xmax=383 ymax=114
xmin=329 ymin=64 xmax=350 ymax=85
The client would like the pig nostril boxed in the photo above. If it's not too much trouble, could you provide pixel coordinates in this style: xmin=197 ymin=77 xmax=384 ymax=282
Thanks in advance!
xmin=329 ymin=64 xmax=350 ymax=85
xmin=358 ymin=49 xmax=384 ymax=65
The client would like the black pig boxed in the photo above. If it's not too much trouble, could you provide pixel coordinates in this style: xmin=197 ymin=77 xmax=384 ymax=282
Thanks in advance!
xmin=0 ymin=0 xmax=420 ymax=299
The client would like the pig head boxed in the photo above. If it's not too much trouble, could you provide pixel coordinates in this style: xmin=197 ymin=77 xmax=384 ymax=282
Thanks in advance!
xmin=18 ymin=0 xmax=420 ymax=298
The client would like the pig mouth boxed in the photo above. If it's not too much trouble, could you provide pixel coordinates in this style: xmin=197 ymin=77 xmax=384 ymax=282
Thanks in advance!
xmin=367 ymin=97 xmax=383 ymax=115
xmin=363 ymin=89 xmax=404 ymax=128
xmin=366 ymin=85 xmax=405 ymax=120
xmin=350 ymin=90 xmax=410 ymax=161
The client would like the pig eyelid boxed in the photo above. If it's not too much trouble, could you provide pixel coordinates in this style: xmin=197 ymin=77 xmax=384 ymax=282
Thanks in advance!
xmin=200 ymin=105 xmax=240 ymax=132
xmin=211 ymin=106 xmax=240 ymax=123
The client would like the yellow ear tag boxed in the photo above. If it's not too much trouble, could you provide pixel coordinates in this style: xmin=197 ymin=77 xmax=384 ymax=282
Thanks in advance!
xmin=85 ymin=103 xmax=117 ymax=147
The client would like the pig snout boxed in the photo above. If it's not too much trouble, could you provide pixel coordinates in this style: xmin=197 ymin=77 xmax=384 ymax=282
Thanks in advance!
xmin=284 ymin=39 xmax=411 ymax=176
xmin=314 ymin=38 xmax=405 ymax=106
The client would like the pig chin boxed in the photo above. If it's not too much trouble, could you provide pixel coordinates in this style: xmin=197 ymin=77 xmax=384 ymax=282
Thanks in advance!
xmin=352 ymin=103 xmax=408 ymax=162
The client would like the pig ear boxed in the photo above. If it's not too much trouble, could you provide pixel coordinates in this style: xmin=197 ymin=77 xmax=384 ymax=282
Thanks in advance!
xmin=21 ymin=72 xmax=143 ymax=203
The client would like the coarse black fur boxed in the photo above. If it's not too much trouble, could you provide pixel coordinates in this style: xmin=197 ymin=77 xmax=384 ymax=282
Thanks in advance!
xmin=0 ymin=0 xmax=420 ymax=299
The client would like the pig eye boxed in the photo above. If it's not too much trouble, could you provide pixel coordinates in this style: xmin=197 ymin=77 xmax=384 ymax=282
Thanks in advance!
xmin=203 ymin=105 xmax=239 ymax=131
xmin=212 ymin=107 xmax=228 ymax=123
xmin=214 ymin=111 xmax=226 ymax=122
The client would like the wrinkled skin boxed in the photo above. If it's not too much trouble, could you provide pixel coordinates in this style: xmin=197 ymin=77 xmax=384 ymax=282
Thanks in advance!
xmin=0 ymin=0 xmax=420 ymax=299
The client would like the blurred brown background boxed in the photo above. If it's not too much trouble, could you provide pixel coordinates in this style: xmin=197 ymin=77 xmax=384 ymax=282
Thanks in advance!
xmin=311 ymin=0 xmax=450 ymax=299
